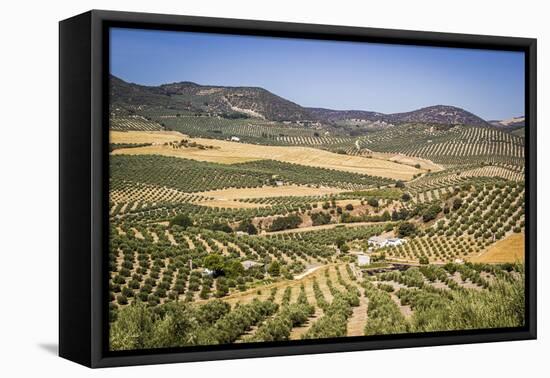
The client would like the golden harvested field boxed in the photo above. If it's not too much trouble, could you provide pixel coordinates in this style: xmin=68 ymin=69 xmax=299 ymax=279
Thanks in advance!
xmin=194 ymin=185 xmax=347 ymax=209
xmin=110 ymin=130 xmax=187 ymax=144
xmin=111 ymin=131 xmax=422 ymax=180
xmin=197 ymin=185 xmax=345 ymax=200
xmin=112 ymin=144 xmax=260 ymax=164
xmin=331 ymin=199 xmax=364 ymax=207
xmin=373 ymin=152 xmax=443 ymax=172
xmin=470 ymin=233 xmax=525 ymax=263
xmin=388 ymin=155 xmax=442 ymax=172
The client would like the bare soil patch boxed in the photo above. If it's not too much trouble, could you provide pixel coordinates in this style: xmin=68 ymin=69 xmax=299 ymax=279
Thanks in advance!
xmin=289 ymin=307 xmax=322 ymax=340
xmin=469 ymin=233 xmax=525 ymax=263
xmin=164 ymin=230 xmax=177 ymax=246
xmin=197 ymin=199 xmax=268 ymax=209
xmin=372 ymin=152 xmax=443 ymax=172
xmin=110 ymin=130 xmax=187 ymax=144
xmin=198 ymin=185 xmax=345 ymax=200
xmin=347 ymin=294 xmax=368 ymax=337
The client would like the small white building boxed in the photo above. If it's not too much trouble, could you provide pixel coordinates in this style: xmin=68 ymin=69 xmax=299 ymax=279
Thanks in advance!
xmin=386 ymin=238 xmax=407 ymax=247
xmin=368 ymin=236 xmax=387 ymax=248
xmin=241 ymin=260 xmax=263 ymax=270
xmin=357 ymin=254 xmax=371 ymax=266
xmin=368 ymin=236 xmax=406 ymax=248
xmin=230 ymin=136 xmax=240 ymax=142
xmin=274 ymin=180 xmax=284 ymax=186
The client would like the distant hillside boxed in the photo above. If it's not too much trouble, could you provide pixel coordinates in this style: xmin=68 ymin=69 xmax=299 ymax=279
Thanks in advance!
xmin=386 ymin=105 xmax=490 ymax=127
xmin=307 ymin=108 xmax=383 ymax=123
xmin=489 ymin=116 xmax=525 ymax=128
xmin=489 ymin=116 xmax=525 ymax=137
xmin=161 ymin=81 xmax=314 ymax=121
xmin=111 ymin=75 xmax=313 ymax=122
xmin=110 ymin=75 xmax=172 ymax=108
xmin=111 ymin=75 xmax=490 ymax=128
xmin=309 ymin=105 xmax=489 ymax=128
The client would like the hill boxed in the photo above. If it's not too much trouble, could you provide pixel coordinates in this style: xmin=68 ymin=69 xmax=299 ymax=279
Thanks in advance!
xmin=111 ymin=76 xmax=490 ymax=129
xmin=386 ymin=105 xmax=490 ymax=127
xmin=489 ymin=116 xmax=525 ymax=128
xmin=307 ymin=108 xmax=385 ymax=123
xmin=111 ymin=75 xmax=313 ymax=122
xmin=489 ymin=116 xmax=525 ymax=137
xmin=308 ymin=105 xmax=489 ymax=130
xmin=159 ymin=81 xmax=314 ymax=121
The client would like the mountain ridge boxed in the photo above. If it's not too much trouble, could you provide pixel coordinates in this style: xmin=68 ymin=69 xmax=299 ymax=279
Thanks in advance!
xmin=111 ymin=75 xmax=491 ymax=128
xmin=489 ymin=116 xmax=525 ymax=128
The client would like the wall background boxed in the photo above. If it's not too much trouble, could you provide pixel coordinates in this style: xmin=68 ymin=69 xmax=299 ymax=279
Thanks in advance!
xmin=0 ymin=0 xmax=546 ymax=376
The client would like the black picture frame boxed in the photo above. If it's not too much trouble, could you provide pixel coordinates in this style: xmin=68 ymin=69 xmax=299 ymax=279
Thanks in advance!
xmin=59 ymin=9 xmax=537 ymax=368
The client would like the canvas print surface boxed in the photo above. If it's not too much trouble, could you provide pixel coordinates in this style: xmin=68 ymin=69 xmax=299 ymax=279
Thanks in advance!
xmin=108 ymin=28 xmax=526 ymax=351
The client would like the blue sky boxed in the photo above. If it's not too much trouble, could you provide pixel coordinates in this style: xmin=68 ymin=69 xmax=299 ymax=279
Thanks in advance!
xmin=110 ymin=28 xmax=525 ymax=120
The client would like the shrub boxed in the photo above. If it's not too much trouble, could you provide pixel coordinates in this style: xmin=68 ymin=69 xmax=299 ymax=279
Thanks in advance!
xmin=116 ymin=294 xmax=128 ymax=305
xmin=209 ymin=222 xmax=233 ymax=233
xmin=170 ymin=214 xmax=192 ymax=229
xmin=378 ymin=283 xmax=394 ymax=292
xmin=268 ymin=261 xmax=281 ymax=277
xmin=311 ymin=212 xmax=331 ymax=226
xmin=452 ymin=198 xmax=463 ymax=211
xmin=122 ymin=287 xmax=134 ymax=298
xmin=269 ymin=214 xmax=302 ymax=232
xmin=422 ymin=204 xmax=442 ymax=223
xmin=238 ymin=221 xmax=258 ymax=235
xmin=398 ymin=222 xmax=417 ymax=237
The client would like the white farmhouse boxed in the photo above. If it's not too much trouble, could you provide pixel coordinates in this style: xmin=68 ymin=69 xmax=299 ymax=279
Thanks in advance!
xmin=357 ymin=254 xmax=371 ymax=266
xmin=368 ymin=236 xmax=406 ymax=249
xmin=368 ymin=236 xmax=387 ymax=248
xmin=230 ymin=136 xmax=240 ymax=142
xmin=386 ymin=238 xmax=407 ymax=247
